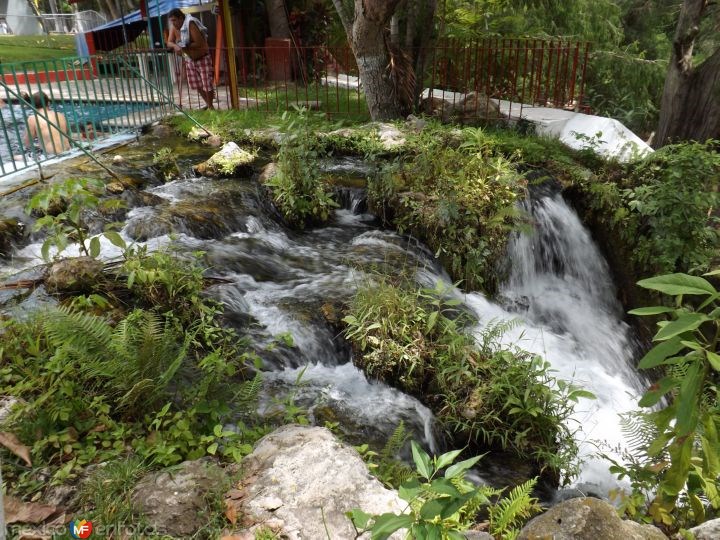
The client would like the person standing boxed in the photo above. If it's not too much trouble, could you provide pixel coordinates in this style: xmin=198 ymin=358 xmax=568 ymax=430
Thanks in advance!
xmin=166 ymin=8 xmax=215 ymax=110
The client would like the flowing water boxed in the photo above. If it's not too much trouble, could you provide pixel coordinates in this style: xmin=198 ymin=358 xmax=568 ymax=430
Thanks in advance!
xmin=0 ymin=150 xmax=644 ymax=497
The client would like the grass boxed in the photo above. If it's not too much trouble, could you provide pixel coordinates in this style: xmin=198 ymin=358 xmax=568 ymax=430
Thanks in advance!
xmin=0 ymin=34 xmax=77 ymax=66
xmin=237 ymin=82 xmax=370 ymax=123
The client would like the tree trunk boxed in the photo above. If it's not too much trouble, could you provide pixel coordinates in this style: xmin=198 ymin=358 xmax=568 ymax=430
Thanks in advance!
xmin=266 ymin=0 xmax=291 ymax=39
xmin=331 ymin=0 xmax=405 ymax=121
xmin=102 ymin=0 xmax=120 ymax=22
xmin=655 ymin=0 xmax=720 ymax=147
xmin=26 ymin=0 xmax=49 ymax=34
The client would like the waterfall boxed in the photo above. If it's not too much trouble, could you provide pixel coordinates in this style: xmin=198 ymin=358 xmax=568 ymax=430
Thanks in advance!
xmin=461 ymin=189 xmax=643 ymax=493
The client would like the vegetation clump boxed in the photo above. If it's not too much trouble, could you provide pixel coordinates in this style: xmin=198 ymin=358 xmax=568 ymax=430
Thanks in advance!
xmin=263 ymin=111 xmax=338 ymax=229
xmin=574 ymin=141 xmax=720 ymax=277
xmin=369 ymin=125 xmax=523 ymax=292
xmin=343 ymin=276 xmax=588 ymax=478
xmin=609 ymin=272 xmax=720 ymax=531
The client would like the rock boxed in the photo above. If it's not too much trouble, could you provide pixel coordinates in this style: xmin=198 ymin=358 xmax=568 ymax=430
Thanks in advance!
xmin=44 ymin=257 xmax=104 ymax=295
xmin=464 ymin=532 xmax=494 ymax=540
xmin=149 ymin=124 xmax=175 ymax=138
xmin=376 ymin=123 xmax=406 ymax=150
xmin=0 ymin=397 xmax=20 ymax=424
xmin=193 ymin=142 xmax=256 ymax=178
xmin=685 ymin=518 xmax=720 ymax=540
xmin=112 ymin=155 xmax=125 ymax=165
xmin=518 ymin=497 xmax=667 ymax=540
xmin=105 ymin=181 xmax=125 ymax=194
xmin=136 ymin=191 xmax=166 ymax=207
xmin=131 ymin=460 xmax=224 ymax=538
xmin=0 ymin=218 xmax=23 ymax=257
xmin=188 ymin=126 xmax=212 ymax=141
xmin=239 ymin=425 xmax=405 ymax=540
xmin=205 ymin=134 xmax=223 ymax=147
xmin=406 ymin=114 xmax=427 ymax=133
xmin=258 ymin=163 xmax=278 ymax=184
xmin=421 ymin=92 xmax=502 ymax=125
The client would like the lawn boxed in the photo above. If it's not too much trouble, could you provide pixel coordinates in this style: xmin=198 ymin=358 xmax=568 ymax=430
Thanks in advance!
xmin=0 ymin=34 xmax=77 ymax=65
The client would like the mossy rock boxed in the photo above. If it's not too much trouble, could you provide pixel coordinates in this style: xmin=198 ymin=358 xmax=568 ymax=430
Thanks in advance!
xmin=193 ymin=142 xmax=256 ymax=178
xmin=44 ymin=257 xmax=105 ymax=295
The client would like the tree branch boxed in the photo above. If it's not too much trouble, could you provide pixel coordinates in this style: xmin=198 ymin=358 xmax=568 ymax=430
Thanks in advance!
xmin=331 ymin=0 xmax=353 ymax=37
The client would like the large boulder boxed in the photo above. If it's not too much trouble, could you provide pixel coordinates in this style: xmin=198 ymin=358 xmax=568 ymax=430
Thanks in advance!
xmin=193 ymin=142 xmax=255 ymax=178
xmin=684 ymin=518 xmax=720 ymax=540
xmin=0 ymin=218 xmax=23 ymax=257
xmin=131 ymin=459 xmax=224 ymax=538
xmin=518 ymin=497 xmax=667 ymax=540
xmin=237 ymin=425 xmax=405 ymax=540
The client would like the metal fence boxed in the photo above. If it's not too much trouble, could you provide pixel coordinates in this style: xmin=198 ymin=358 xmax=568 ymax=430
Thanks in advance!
xmin=202 ymin=39 xmax=590 ymax=118
xmin=0 ymin=37 xmax=590 ymax=178
xmin=0 ymin=50 xmax=176 ymax=176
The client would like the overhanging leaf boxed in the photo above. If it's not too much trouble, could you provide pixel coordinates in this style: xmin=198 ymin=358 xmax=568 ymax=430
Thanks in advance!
xmin=654 ymin=313 xmax=706 ymax=341
xmin=638 ymin=337 xmax=685 ymax=369
xmin=370 ymin=513 xmax=413 ymax=540
xmin=638 ymin=273 xmax=716 ymax=296
xmin=628 ymin=306 xmax=675 ymax=316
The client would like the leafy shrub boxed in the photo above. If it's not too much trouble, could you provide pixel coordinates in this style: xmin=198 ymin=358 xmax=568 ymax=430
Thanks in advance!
xmin=344 ymin=277 xmax=587 ymax=477
xmin=0 ymin=250 xmax=264 ymax=496
xmin=621 ymin=142 xmax=720 ymax=274
xmin=27 ymin=177 xmax=126 ymax=261
xmin=264 ymin=110 xmax=338 ymax=228
xmin=348 ymin=441 xmax=541 ymax=539
xmin=609 ymin=272 xmax=720 ymax=530
xmin=370 ymin=126 xmax=522 ymax=292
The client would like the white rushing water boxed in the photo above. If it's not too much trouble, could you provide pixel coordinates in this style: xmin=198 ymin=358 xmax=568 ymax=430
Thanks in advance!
xmin=462 ymin=192 xmax=643 ymax=493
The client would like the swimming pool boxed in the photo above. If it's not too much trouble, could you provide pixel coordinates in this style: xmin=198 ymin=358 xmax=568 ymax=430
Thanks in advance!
xmin=0 ymin=99 xmax=154 ymax=168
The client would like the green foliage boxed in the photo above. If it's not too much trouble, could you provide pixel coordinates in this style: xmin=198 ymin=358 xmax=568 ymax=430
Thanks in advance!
xmin=78 ymin=456 xmax=148 ymax=526
xmin=371 ymin=125 xmax=522 ymax=291
xmin=264 ymin=109 xmax=338 ymax=229
xmin=0 ymin=249 xmax=264 ymax=497
xmin=26 ymin=177 xmax=126 ymax=261
xmin=575 ymin=141 xmax=720 ymax=277
xmin=344 ymin=276 xmax=586 ymax=476
xmin=348 ymin=441 xmax=541 ymax=540
xmin=621 ymin=143 xmax=720 ymax=274
xmin=357 ymin=422 xmax=414 ymax=489
xmin=611 ymin=272 xmax=720 ymax=529
xmin=152 ymin=147 xmax=181 ymax=181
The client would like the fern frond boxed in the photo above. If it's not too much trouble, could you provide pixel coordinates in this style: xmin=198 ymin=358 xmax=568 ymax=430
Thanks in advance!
xmin=489 ymin=478 xmax=540 ymax=536
xmin=235 ymin=372 xmax=263 ymax=410
xmin=381 ymin=421 xmax=409 ymax=461
xmin=619 ymin=411 xmax=662 ymax=459
xmin=478 ymin=318 xmax=520 ymax=354
xmin=44 ymin=306 xmax=113 ymax=364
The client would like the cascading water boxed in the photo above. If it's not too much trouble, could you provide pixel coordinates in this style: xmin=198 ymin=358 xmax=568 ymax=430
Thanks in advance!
xmin=0 ymin=148 xmax=644 ymax=497
xmin=460 ymin=186 xmax=644 ymax=493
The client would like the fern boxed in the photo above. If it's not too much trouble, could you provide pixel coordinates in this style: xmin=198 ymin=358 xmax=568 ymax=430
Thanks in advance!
xmin=489 ymin=478 xmax=541 ymax=538
xmin=235 ymin=372 xmax=263 ymax=411
xmin=477 ymin=318 xmax=520 ymax=354
xmin=618 ymin=411 xmax=663 ymax=461
xmin=380 ymin=421 xmax=409 ymax=461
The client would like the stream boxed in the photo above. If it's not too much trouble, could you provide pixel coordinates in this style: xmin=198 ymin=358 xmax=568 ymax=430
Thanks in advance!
xmin=0 ymin=144 xmax=644 ymax=499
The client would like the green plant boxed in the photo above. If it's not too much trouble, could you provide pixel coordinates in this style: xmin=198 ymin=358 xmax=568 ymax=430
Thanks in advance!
xmin=622 ymin=142 xmax=720 ymax=274
xmin=344 ymin=277 xmax=587 ymax=477
xmin=153 ymin=147 xmax=180 ymax=181
xmin=26 ymin=177 xmax=126 ymax=261
xmin=264 ymin=109 xmax=338 ymax=228
xmin=611 ymin=272 xmax=720 ymax=529
xmin=347 ymin=441 xmax=541 ymax=540
xmin=79 ymin=456 xmax=148 ymax=526
xmin=357 ymin=422 xmax=414 ymax=489
xmin=370 ymin=125 xmax=522 ymax=291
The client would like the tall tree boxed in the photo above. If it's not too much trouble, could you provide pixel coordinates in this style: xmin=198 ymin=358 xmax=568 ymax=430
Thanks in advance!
xmin=331 ymin=0 xmax=404 ymax=120
xmin=331 ymin=0 xmax=435 ymax=120
xmin=655 ymin=0 xmax=720 ymax=147
xmin=266 ymin=0 xmax=292 ymax=39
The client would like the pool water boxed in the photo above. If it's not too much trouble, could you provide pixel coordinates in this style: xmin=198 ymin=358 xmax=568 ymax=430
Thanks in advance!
xmin=0 ymin=99 xmax=152 ymax=166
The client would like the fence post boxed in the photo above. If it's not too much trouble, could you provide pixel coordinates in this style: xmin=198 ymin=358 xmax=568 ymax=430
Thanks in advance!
xmin=219 ymin=0 xmax=239 ymax=109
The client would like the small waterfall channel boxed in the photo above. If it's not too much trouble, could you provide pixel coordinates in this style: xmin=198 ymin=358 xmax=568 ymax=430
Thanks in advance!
xmin=0 ymin=151 xmax=644 ymax=497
